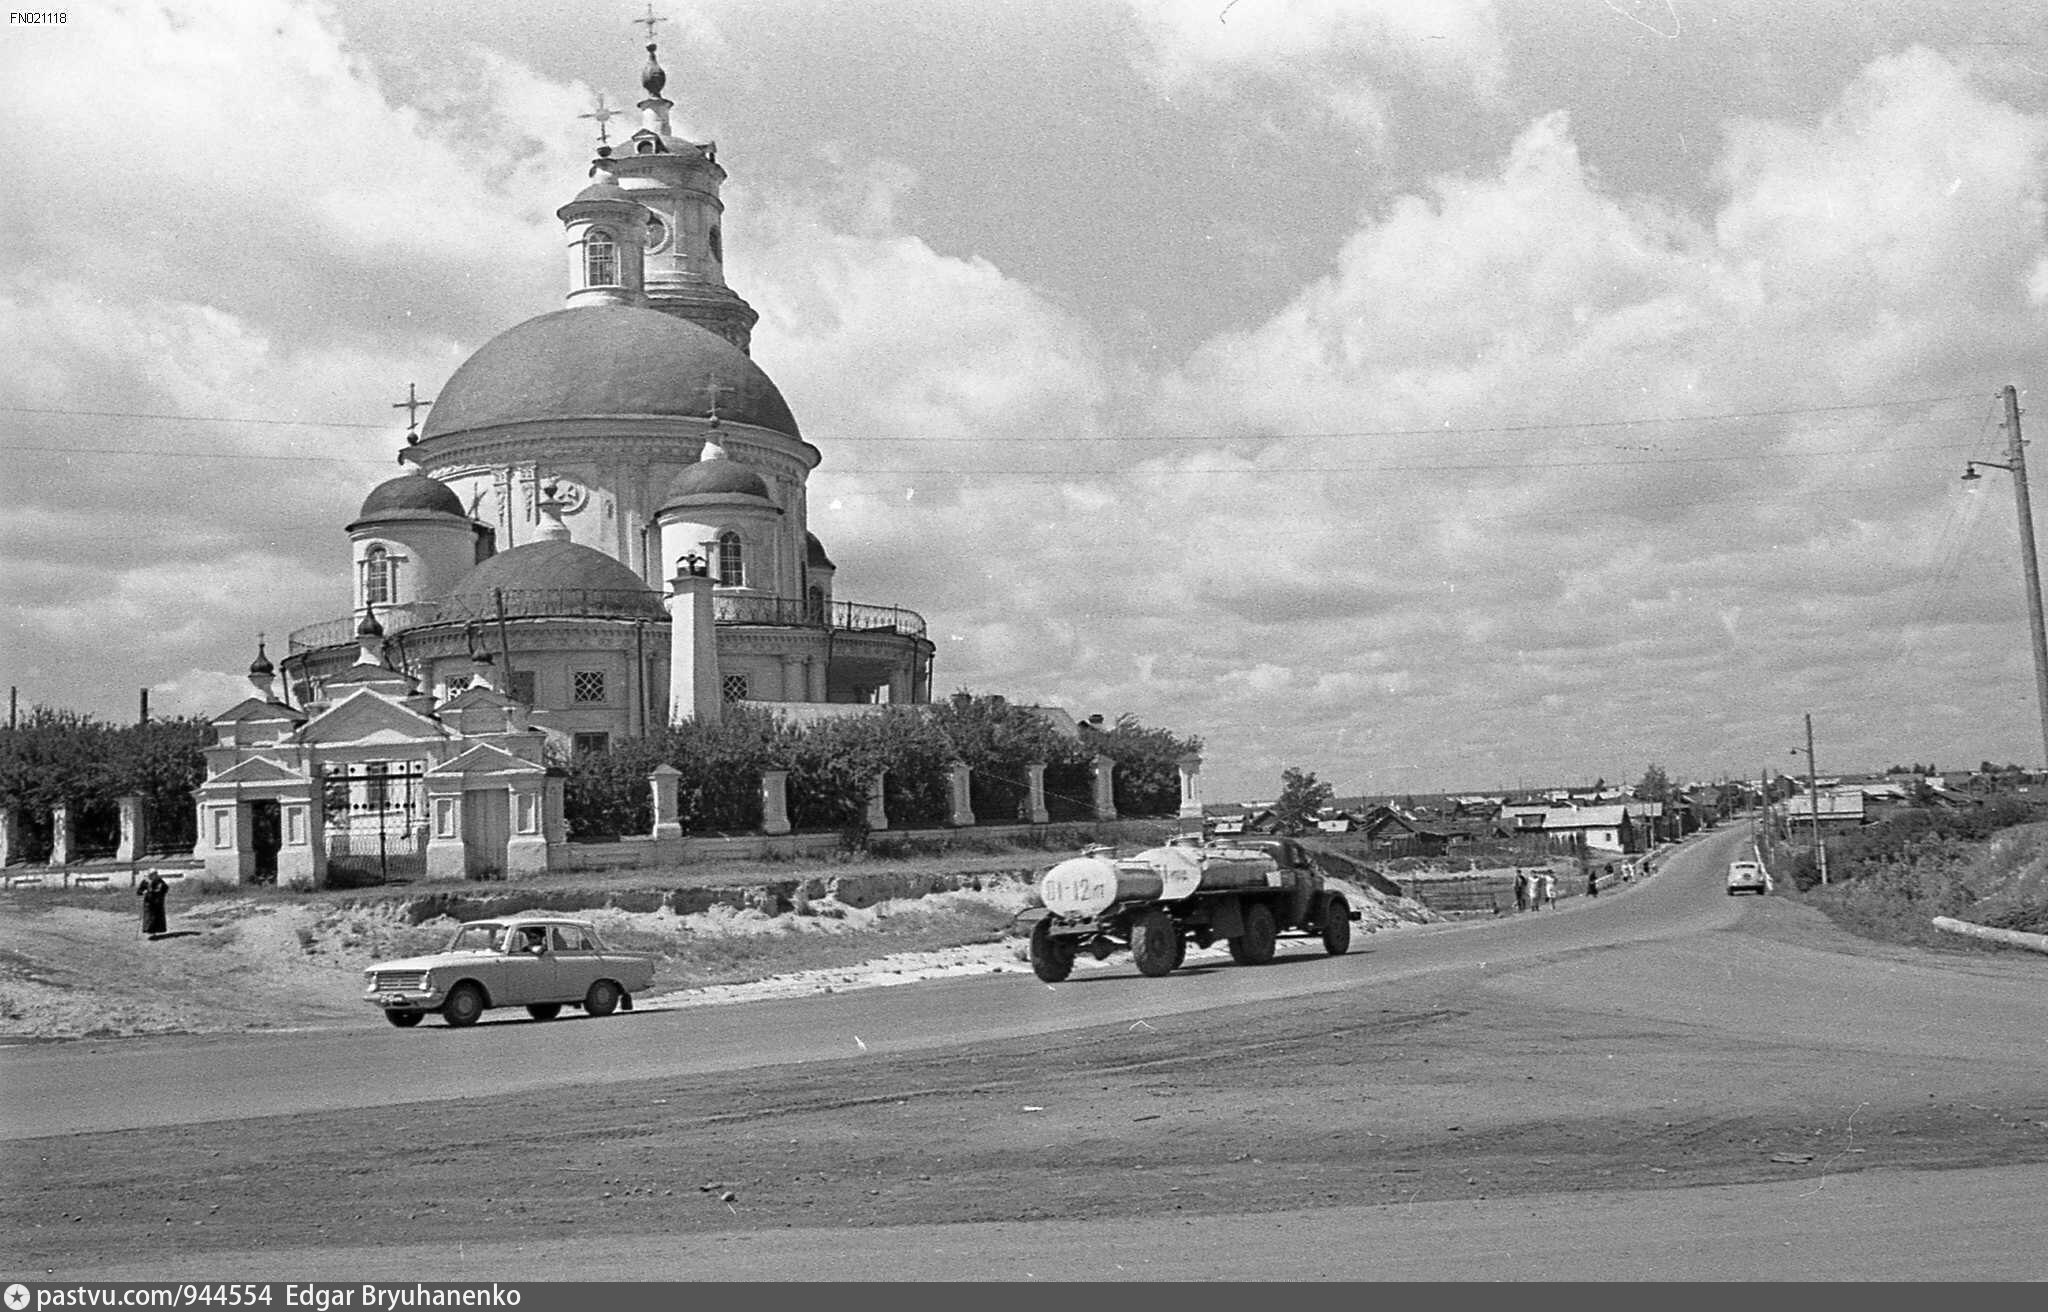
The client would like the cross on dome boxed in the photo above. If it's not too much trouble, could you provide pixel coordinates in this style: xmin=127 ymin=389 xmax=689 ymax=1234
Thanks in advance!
xmin=702 ymin=377 xmax=734 ymax=423
xmin=392 ymin=383 xmax=433 ymax=441
xmin=578 ymin=93 xmax=620 ymax=147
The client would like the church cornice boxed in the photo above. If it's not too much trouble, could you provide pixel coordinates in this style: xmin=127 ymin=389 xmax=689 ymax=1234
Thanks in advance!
xmin=408 ymin=420 xmax=820 ymax=476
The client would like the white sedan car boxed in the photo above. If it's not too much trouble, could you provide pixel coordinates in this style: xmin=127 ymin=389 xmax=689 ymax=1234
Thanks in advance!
xmin=363 ymin=915 xmax=658 ymax=1028
xmin=1726 ymin=860 xmax=1771 ymax=896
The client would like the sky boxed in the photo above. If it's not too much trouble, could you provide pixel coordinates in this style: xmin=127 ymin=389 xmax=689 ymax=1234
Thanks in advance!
xmin=4 ymin=0 xmax=2048 ymax=803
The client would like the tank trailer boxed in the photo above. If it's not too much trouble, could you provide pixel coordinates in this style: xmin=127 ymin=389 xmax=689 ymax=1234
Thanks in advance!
xmin=1018 ymin=836 xmax=1359 ymax=981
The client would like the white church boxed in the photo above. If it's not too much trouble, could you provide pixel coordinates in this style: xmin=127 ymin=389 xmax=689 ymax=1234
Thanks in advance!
xmin=193 ymin=33 xmax=943 ymax=885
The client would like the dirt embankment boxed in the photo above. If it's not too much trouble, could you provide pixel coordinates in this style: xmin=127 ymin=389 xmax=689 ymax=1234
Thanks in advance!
xmin=0 ymin=858 xmax=1441 ymax=1042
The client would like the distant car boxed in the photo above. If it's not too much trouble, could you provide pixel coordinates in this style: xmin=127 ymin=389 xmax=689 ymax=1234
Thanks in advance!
xmin=363 ymin=915 xmax=658 ymax=1028
xmin=1726 ymin=860 xmax=1771 ymax=897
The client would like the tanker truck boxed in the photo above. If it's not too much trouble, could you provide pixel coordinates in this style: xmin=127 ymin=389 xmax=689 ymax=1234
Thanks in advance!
xmin=1017 ymin=836 xmax=1360 ymax=982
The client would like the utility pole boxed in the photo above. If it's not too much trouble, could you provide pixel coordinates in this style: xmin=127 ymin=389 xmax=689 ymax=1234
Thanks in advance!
xmin=1803 ymin=713 xmax=1826 ymax=885
xmin=1963 ymin=385 xmax=2048 ymax=771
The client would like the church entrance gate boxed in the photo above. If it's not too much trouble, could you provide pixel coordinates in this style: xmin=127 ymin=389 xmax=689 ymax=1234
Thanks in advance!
xmin=462 ymin=788 xmax=510 ymax=880
xmin=250 ymin=800 xmax=282 ymax=884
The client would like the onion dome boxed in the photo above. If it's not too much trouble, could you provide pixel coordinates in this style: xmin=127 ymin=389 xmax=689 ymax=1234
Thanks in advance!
xmin=248 ymin=641 xmax=275 ymax=678
xmin=443 ymin=539 xmax=667 ymax=619
xmin=805 ymin=533 xmax=835 ymax=569
xmin=350 ymin=473 xmax=467 ymax=530
xmin=357 ymin=606 xmax=385 ymax=638
xmin=418 ymin=307 xmax=799 ymax=440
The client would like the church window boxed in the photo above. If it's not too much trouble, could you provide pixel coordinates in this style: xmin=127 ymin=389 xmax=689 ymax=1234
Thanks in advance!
xmin=508 ymin=671 xmax=536 ymax=706
xmin=444 ymin=675 xmax=472 ymax=699
xmin=571 ymin=732 xmax=611 ymax=756
xmin=806 ymin=585 xmax=826 ymax=624
xmin=585 ymin=228 xmax=619 ymax=287
xmin=716 ymin=531 xmax=744 ymax=586
xmin=362 ymin=546 xmax=395 ymax=606
xmin=722 ymin=674 xmax=749 ymax=703
xmin=572 ymin=670 xmax=607 ymax=704
xmin=708 ymin=224 xmax=722 ymax=263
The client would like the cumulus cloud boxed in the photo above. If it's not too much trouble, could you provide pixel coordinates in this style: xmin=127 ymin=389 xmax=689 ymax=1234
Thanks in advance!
xmin=1119 ymin=0 xmax=1507 ymax=136
xmin=6 ymin=3 xmax=2046 ymax=805
xmin=0 ymin=0 xmax=568 ymax=718
xmin=1092 ymin=47 xmax=2048 ymax=793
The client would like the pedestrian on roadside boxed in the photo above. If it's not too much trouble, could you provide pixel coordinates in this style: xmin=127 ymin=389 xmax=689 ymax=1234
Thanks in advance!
xmin=1513 ymin=871 xmax=1529 ymax=913
xmin=1587 ymin=868 xmax=1599 ymax=898
xmin=136 ymin=869 xmax=170 ymax=938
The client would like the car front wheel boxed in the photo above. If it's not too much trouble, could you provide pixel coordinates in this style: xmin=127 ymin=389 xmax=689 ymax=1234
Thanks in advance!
xmin=441 ymin=982 xmax=485 ymax=1028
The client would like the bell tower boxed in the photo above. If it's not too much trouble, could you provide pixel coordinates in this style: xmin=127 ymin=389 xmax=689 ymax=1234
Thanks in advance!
xmin=603 ymin=9 xmax=760 ymax=352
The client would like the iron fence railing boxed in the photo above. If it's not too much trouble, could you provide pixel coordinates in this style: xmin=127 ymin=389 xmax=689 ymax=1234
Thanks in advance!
xmin=289 ymin=589 xmax=926 ymax=651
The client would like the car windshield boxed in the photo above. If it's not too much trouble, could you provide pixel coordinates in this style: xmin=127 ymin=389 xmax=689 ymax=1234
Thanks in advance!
xmin=448 ymin=923 xmax=506 ymax=953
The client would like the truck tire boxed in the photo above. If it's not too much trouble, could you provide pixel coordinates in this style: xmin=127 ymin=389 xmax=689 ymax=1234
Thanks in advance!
xmin=1129 ymin=909 xmax=1180 ymax=977
xmin=1321 ymin=896 xmax=1352 ymax=956
xmin=1228 ymin=903 xmax=1278 ymax=966
xmin=1030 ymin=918 xmax=1076 ymax=983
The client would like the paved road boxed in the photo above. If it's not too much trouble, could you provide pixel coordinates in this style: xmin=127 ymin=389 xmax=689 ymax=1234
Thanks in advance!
xmin=2 ymin=828 xmax=1747 ymax=1141
xmin=12 ymin=822 xmax=2048 ymax=1280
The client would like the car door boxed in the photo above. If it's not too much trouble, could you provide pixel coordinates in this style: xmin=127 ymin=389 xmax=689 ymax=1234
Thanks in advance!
xmin=548 ymin=924 xmax=603 ymax=1002
xmin=491 ymin=928 xmax=557 ymax=1005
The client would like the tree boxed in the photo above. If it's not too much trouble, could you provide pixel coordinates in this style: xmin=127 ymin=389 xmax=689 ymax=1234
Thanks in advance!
xmin=1635 ymin=764 xmax=1671 ymax=804
xmin=1271 ymin=767 xmax=1333 ymax=836
xmin=1080 ymin=711 xmax=1203 ymax=818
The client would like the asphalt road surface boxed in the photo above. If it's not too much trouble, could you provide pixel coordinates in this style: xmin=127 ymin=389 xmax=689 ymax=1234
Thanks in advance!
xmin=7 ymin=822 xmax=2048 ymax=1281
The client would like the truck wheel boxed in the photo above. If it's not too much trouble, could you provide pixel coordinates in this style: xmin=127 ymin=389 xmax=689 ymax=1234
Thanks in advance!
xmin=1321 ymin=896 xmax=1352 ymax=956
xmin=1129 ymin=909 xmax=1180 ymax=977
xmin=1228 ymin=903 xmax=1278 ymax=966
xmin=1170 ymin=931 xmax=1187 ymax=971
xmin=1030 ymin=919 xmax=1076 ymax=983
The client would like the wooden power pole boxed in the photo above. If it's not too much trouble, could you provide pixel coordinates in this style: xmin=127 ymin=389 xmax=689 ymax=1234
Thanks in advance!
xmin=1966 ymin=386 xmax=2048 ymax=772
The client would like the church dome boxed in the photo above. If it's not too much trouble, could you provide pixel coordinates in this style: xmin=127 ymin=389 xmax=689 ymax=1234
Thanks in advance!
xmin=418 ymin=306 xmax=799 ymax=440
xmin=444 ymin=539 xmax=666 ymax=618
xmin=806 ymin=532 xmax=835 ymax=569
xmin=351 ymin=472 xmax=467 ymax=526
xmin=660 ymin=455 xmax=772 ymax=505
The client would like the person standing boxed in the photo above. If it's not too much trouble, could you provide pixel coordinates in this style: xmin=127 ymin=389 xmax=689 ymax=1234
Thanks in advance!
xmin=136 ymin=869 xmax=169 ymax=938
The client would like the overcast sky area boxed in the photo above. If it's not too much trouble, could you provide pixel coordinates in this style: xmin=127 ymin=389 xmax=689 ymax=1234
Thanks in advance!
xmin=4 ymin=0 xmax=2048 ymax=802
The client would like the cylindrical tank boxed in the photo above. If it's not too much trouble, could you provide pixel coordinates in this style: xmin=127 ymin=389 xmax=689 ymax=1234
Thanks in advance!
xmin=1039 ymin=845 xmax=1282 ymax=919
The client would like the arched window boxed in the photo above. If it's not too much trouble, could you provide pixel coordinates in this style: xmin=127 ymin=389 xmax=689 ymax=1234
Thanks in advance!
xmin=806 ymin=585 xmax=826 ymax=624
xmin=584 ymin=228 xmax=618 ymax=287
xmin=716 ymin=530 xmax=744 ymax=586
xmin=362 ymin=546 xmax=395 ymax=606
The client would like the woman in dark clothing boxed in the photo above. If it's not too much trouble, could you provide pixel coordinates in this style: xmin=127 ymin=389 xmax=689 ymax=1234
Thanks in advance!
xmin=136 ymin=870 xmax=169 ymax=937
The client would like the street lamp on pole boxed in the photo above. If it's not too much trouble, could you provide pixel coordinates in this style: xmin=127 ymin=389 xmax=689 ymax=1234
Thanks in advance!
xmin=1961 ymin=385 xmax=2048 ymax=772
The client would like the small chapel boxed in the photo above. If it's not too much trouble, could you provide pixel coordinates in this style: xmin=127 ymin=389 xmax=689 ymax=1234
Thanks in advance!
xmin=193 ymin=31 xmax=942 ymax=885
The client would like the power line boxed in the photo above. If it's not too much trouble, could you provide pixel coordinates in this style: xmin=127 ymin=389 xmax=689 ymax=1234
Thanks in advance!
xmin=0 ymin=404 xmax=387 ymax=430
xmin=0 ymin=436 xmax=1990 ymax=476
xmin=0 ymin=390 xmax=1984 ymax=445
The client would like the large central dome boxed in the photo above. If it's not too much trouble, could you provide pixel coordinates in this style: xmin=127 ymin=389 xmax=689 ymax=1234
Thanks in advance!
xmin=419 ymin=306 xmax=800 ymax=440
